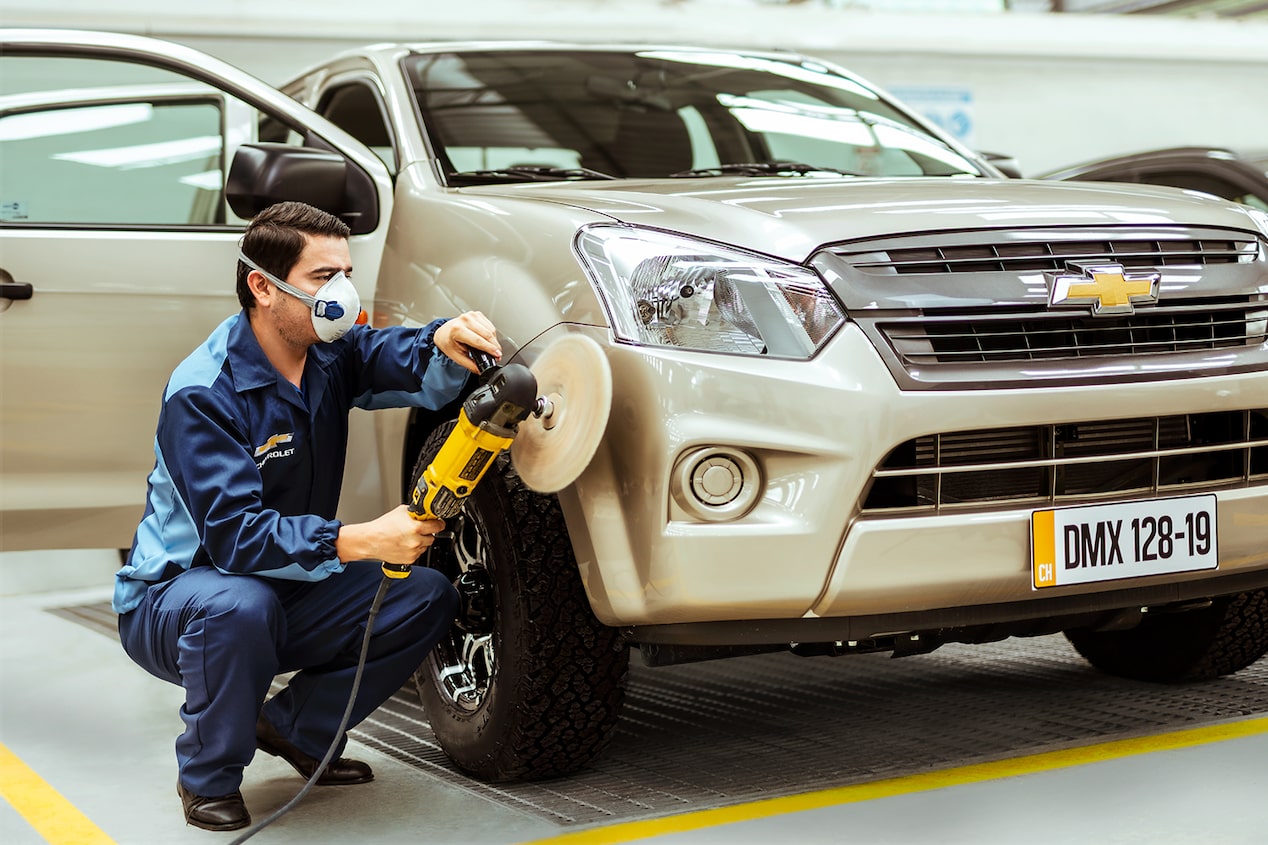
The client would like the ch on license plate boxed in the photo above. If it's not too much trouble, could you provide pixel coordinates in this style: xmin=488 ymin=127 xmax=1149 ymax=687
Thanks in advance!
xmin=1031 ymin=494 xmax=1218 ymax=589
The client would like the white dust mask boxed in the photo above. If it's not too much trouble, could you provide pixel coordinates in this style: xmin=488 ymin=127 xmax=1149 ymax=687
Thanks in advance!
xmin=239 ymin=251 xmax=361 ymax=342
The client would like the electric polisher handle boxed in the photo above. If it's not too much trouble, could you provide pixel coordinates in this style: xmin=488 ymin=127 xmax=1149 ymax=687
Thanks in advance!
xmin=468 ymin=348 xmax=498 ymax=378
xmin=382 ymin=363 xmax=539 ymax=580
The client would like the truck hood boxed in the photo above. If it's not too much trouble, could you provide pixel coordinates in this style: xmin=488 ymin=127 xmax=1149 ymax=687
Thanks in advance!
xmin=464 ymin=176 xmax=1261 ymax=262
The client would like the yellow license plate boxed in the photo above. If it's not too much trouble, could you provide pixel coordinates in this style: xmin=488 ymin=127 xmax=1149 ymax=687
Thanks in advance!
xmin=1031 ymin=494 xmax=1218 ymax=589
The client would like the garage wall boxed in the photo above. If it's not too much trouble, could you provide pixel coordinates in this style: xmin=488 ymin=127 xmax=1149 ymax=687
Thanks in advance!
xmin=2 ymin=0 xmax=1266 ymax=175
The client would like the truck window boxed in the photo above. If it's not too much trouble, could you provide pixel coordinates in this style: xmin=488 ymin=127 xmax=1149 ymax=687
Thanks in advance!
xmin=317 ymin=82 xmax=397 ymax=173
xmin=0 ymin=98 xmax=224 ymax=225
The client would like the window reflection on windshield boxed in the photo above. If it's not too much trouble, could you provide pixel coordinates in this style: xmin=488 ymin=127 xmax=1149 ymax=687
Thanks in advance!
xmin=404 ymin=49 xmax=982 ymax=184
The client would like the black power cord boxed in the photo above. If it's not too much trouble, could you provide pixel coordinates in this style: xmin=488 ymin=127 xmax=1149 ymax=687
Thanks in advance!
xmin=227 ymin=573 xmax=393 ymax=844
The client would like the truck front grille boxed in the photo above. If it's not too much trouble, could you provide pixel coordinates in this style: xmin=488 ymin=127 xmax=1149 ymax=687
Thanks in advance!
xmin=815 ymin=226 xmax=1268 ymax=388
xmin=863 ymin=409 xmax=1268 ymax=514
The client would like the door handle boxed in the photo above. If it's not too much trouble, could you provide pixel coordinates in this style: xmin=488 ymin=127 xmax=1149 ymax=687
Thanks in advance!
xmin=1 ymin=268 xmax=33 ymax=300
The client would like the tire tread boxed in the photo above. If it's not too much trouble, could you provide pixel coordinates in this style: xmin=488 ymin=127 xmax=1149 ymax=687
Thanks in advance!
xmin=1066 ymin=589 xmax=1268 ymax=683
xmin=412 ymin=424 xmax=628 ymax=781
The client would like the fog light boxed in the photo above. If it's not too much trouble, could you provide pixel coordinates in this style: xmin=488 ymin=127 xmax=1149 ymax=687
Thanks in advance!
xmin=670 ymin=447 xmax=761 ymax=521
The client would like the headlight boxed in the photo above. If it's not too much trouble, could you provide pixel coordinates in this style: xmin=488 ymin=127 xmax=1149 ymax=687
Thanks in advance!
xmin=575 ymin=225 xmax=845 ymax=358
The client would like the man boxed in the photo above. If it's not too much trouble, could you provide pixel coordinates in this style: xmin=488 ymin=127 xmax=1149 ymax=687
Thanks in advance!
xmin=113 ymin=201 xmax=501 ymax=831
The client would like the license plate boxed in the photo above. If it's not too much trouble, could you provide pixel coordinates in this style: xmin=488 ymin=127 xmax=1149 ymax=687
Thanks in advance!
xmin=1031 ymin=494 xmax=1218 ymax=589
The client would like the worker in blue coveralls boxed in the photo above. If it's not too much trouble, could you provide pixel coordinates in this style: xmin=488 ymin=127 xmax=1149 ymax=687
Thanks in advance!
xmin=113 ymin=201 xmax=501 ymax=832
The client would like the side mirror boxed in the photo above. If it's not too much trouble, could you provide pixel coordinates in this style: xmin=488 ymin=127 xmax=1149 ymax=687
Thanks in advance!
xmin=226 ymin=143 xmax=379 ymax=233
xmin=978 ymin=151 xmax=1023 ymax=179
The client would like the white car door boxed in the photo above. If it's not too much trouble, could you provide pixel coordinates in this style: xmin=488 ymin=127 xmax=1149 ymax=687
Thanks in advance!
xmin=0 ymin=30 xmax=394 ymax=551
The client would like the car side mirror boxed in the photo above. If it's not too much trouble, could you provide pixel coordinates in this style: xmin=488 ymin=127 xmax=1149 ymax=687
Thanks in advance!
xmin=226 ymin=142 xmax=379 ymax=233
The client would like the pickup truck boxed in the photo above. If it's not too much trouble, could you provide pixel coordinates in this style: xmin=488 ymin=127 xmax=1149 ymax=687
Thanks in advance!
xmin=2 ymin=29 xmax=1266 ymax=783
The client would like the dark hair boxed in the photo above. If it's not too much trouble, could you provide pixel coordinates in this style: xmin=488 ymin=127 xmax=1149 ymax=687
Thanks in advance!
xmin=236 ymin=202 xmax=351 ymax=309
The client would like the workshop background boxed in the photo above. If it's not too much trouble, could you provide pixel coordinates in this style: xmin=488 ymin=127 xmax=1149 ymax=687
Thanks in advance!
xmin=1 ymin=0 xmax=1266 ymax=176
xmin=3 ymin=3 xmax=1268 ymax=845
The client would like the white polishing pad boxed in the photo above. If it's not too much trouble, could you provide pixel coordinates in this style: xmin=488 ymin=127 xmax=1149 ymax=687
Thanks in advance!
xmin=511 ymin=335 xmax=613 ymax=493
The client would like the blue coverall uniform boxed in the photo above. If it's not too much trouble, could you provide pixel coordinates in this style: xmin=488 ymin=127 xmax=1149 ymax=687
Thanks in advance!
xmin=115 ymin=311 xmax=462 ymax=797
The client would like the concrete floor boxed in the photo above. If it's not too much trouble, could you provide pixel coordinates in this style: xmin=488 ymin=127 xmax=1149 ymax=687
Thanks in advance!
xmin=4 ymin=549 xmax=1268 ymax=845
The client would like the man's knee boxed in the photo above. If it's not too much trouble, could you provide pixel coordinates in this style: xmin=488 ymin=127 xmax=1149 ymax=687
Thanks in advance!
xmin=198 ymin=572 xmax=283 ymax=632
xmin=122 ymin=570 xmax=283 ymax=682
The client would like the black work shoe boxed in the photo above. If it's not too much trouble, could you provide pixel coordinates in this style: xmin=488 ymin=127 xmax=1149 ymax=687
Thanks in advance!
xmin=177 ymin=781 xmax=251 ymax=831
xmin=255 ymin=713 xmax=374 ymax=785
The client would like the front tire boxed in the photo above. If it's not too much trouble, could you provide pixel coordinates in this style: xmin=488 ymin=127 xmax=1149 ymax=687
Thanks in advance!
xmin=1065 ymin=590 xmax=1268 ymax=683
xmin=410 ymin=421 xmax=629 ymax=781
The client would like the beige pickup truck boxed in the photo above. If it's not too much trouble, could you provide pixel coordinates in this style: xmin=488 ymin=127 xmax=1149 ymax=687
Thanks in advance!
xmin=3 ymin=29 xmax=1266 ymax=782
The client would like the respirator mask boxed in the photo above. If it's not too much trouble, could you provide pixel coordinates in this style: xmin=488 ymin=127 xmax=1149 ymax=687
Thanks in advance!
xmin=239 ymin=250 xmax=361 ymax=342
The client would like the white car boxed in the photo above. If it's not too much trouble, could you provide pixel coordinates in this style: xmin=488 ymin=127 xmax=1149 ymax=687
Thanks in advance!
xmin=3 ymin=29 xmax=1267 ymax=782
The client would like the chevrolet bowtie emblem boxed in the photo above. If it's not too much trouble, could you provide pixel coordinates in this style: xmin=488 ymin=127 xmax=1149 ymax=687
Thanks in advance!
xmin=1044 ymin=263 xmax=1160 ymax=316
xmin=254 ymin=432 xmax=294 ymax=457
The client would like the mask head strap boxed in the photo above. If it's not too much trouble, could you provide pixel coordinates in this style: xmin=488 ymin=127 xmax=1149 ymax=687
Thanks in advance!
xmin=239 ymin=249 xmax=344 ymax=320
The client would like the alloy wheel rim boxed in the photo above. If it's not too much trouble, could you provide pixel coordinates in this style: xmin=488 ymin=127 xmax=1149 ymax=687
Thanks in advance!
xmin=426 ymin=512 xmax=496 ymax=712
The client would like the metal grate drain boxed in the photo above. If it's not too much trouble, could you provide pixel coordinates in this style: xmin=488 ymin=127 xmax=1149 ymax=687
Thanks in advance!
xmin=55 ymin=601 xmax=1268 ymax=827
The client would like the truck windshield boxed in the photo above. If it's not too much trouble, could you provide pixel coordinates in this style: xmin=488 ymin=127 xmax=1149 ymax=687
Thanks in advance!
xmin=403 ymin=49 xmax=984 ymax=184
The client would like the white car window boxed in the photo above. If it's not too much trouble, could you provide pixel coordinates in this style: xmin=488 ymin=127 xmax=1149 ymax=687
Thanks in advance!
xmin=0 ymin=99 xmax=224 ymax=225
xmin=0 ymin=54 xmax=331 ymax=228
xmin=0 ymin=55 xmax=234 ymax=225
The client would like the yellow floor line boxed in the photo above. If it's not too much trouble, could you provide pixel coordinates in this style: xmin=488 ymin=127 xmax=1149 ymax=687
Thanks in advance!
xmin=520 ymin=716 xmax=1268 ymax=845
xmin=0 ymin=742 xmax=115 ymax=845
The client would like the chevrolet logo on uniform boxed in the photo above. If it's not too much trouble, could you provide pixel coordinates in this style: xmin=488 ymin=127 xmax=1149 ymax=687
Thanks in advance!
xmin=1044 ymin=263 xmax=1161 ymax=316
xmin=254 ymin=432 xmax=294 ymax=457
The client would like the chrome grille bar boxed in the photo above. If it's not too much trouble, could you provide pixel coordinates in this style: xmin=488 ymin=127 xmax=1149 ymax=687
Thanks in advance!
xmin=863 ymin=410 xmax=1268 ymax=514
xmin=873 ymin=439 xmax=1268 ymax=477
xmin=881 ymin=302 xmax=1267 ymax=364
xmin=842 ymin=237 xmax=1257 ymax=275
